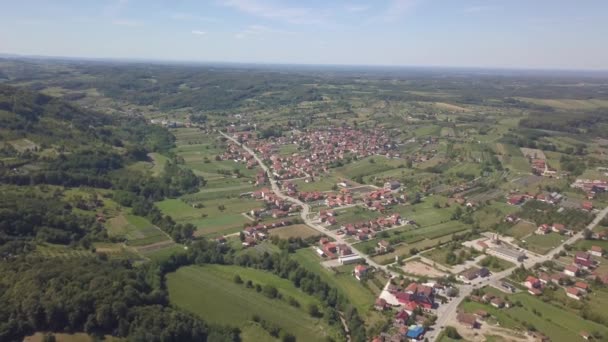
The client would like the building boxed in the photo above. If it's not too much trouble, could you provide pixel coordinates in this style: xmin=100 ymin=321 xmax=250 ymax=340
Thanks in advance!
xmin=374 ymin=298 xmax=388 ymax=311
xmin=590 ymin=246 xmax=604 ymax=257
xmin=384 ymin=180 xmax=401 ymax=191
xmin=459 ymin=267 xmax=480 ymax=282
xmin=405 ymin=326 xmax=425 ymax=340
xmin=457 ymin=312 xmax=479 ymax=329
xmin=489 ymin=246 xmax=526 ymax=262
xmin=354 ymin=264 xmax=368 ymax=281
xmin=575 ymin=251 xmax=594 ymax=268
xmin=566 ymin=287 xmax=582 ymax=300
xmin=339 ymin=254 xmax=363 ymax=265
xmin=377 ymin=240 xmax=391 ymax=253
xmin=525 ymin=276 xmax=541 ymax=289
xmin=575 ymin=281 xmax=589 ymax=292
xmin=564 ymin=265 xmax=580 ymax=277
xmin=491 ymin=297 xmax=505 ymax=308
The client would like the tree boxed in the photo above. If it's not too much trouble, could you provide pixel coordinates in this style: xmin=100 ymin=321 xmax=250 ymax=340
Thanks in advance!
xmin=307 ymin=303 xmax=321 ymax=317
xmin=262 ymin=284 xmax=278 ymax=298
xmin=444 ymin=326 xmax=461 ymax=339
xmin=233 ymin=274 xmax=243 ymax=284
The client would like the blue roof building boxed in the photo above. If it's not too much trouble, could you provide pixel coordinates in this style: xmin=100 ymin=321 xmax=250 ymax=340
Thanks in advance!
xmin=406 ymin=325 xmax=425 ymax=340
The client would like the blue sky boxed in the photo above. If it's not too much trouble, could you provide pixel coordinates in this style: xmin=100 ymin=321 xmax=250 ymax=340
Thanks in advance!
xmin=1 ymin=0 xmax=607 ymax=69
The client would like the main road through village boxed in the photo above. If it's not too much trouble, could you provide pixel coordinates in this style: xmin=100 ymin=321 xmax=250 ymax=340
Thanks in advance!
xmin=221 ymin=131 xmax=608 ymax=341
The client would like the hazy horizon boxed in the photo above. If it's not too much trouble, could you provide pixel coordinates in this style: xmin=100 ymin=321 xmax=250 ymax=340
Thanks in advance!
xmin=2 ymin=0 xmax=608 ymax=70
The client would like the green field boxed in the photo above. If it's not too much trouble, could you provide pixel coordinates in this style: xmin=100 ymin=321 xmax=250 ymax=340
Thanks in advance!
xmin=167 ymin=265 xmax=339 ymax=341
xmin=148 ymin=152 xmax=169 ymax=176
xmin=292 ymin=248 xmax=376 ymax=315
xmin=334 ymin=156 xmax=403 ymax=179
xmin=506 ymin=221 xmax=536 ymax=239
xmin=521 ymin=233 xmax=565 ymax=254
xmin=460 ymin=290 xmax=608 ymax=342
xmin=105 ymin=213 xmax=169 ymax=246
xmin=156 ymin=197 xmax=260 ymax=237
xmin=269 ymin=224 xmax=321 ymax=239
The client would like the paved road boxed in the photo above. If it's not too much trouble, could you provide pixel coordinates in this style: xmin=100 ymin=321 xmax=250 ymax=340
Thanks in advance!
xmin=220 ymin=132 xmax=397 ymax=275
xmin=427 ymin=205 xmax=608 ymax=342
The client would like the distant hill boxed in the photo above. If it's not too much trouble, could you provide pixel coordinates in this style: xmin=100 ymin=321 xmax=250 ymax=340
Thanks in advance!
xmin=0 ymin=84 xmax=174 ymax=161
xmin=0 ymin=84 xmax=117 ymax=148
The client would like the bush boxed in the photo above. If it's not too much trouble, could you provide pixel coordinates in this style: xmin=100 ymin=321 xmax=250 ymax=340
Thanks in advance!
xmin=444 ymin=326 xmax=461 ymax=339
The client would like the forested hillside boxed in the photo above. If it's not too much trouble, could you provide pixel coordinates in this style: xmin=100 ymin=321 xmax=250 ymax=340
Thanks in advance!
xmin=0 ymin=86 xmax=224 ymax=341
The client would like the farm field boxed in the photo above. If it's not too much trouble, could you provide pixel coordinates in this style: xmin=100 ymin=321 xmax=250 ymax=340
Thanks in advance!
xmin=269 ymin=224 xmax=321 ymax=239
xmin=292 ymin=248 xmax=376 ymax=315
xmin=156 ymin=197 xmax=260 ymax=237
xmin=105 ymin=213 xmax=169 ymax=246
xmin=460 ymin=290 xmax=608 ymax=342
xmin=334 ymin=156 xmax=403 ymax=179
xmin=506 ymin=221 xmax=536 ymax=239
xmin=293 ymin=175 xmax=340 ymax=192
xmin=167 ymin=265 xmax=339 ymax=341
xmin=521 ymin=233 xmax=565 ymax=255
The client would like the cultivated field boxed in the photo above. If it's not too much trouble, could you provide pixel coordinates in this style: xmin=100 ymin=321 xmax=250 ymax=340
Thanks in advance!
xmin=167 ymin=265 xmax=338 ymax=341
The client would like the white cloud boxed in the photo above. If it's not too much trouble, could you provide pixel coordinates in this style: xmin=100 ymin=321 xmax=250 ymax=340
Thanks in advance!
xmin=345 ymin=5 xmax=370 ymax=13
xmin=234 ymin=24 xmax=291 ymax=39
xmin=463 ymin=5 xmax=496 ymax=13
xmin=219 ymin=0 xmax=321 ymax=24
xmin=112 ymin=19 xmax=142 ymax=27
xmin=171 ymin=13 xmax=221 ymax=23
xmin=191 ymin=30 xmax=207 ymax=35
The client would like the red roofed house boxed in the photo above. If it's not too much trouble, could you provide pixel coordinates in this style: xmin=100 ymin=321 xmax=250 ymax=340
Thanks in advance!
xmin=508 ymin=195 xmax=525 ymax=205
xmin=582 ymin=201 xmax=593 ymax=211
xmin=590 ymin=245 xmax=604 ymax=257
xmin=395 ymin=310 xmax=410 ymax=325
xmin=525 ymin=276 xmax=541 ymax=289
xmin=375 ymin=298 xmax=388 ymax=311
xmin=575 ymin=281 xmax=589 ymax=292
xmin=564 ymin=265 xmax=580 ymax=277
xmin=566 ymin=287 xmax=582 ymax=300
xmin=354 ymin=264 xmax=369 ymax=281
xmin=575 ymin=252 xmax=594 ymax=268
xmin=552 ymin=223 xmax=566 ymax=233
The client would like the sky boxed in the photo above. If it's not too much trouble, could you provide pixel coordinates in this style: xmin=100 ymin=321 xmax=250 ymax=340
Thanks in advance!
xmin=1 ymin=0 xmax=608 ymax=70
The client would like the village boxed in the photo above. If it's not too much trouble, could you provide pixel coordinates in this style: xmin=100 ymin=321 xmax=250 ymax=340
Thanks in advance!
xmin=210 ymin=126 xmax=608 ymax=342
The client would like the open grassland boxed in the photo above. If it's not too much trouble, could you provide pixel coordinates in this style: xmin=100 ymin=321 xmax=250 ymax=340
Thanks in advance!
xmin=269 ymin=224 xmax=322 ymax=240
xmin=157 ymin=197 xmax=260 ymax=237
xmin=292 ymin=248 xmax=376 ymax=315
xmin=167 ymin=265 xmax=338 ymax=341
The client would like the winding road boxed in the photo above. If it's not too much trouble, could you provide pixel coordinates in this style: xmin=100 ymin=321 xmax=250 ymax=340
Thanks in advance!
xmin=220 ymin=131 xmax=397 ymax=275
